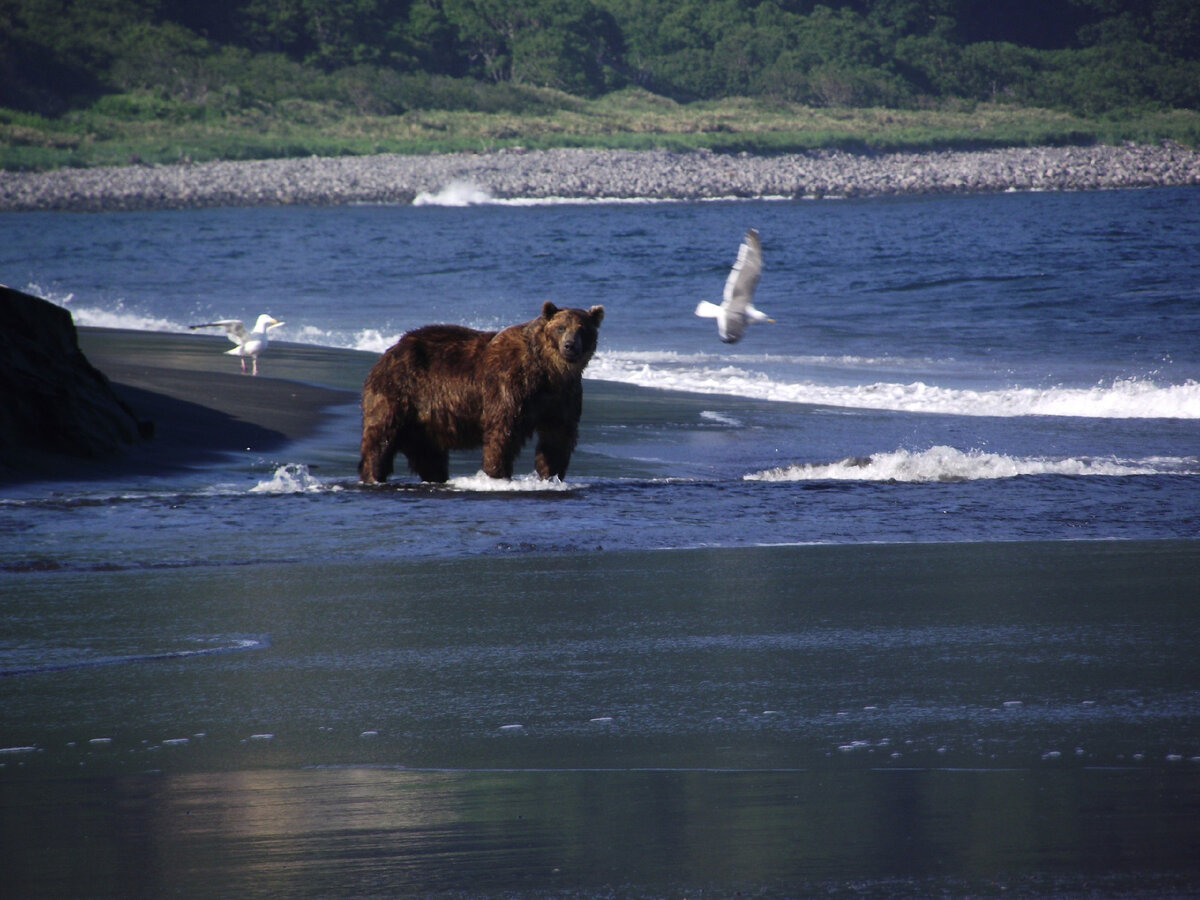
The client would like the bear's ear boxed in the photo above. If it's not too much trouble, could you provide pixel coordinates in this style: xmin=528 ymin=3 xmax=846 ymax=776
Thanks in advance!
xmin=588 ymin=305 xmax=605 ymax=326
xmin=542 ymin=301 xmax=560 ymax=320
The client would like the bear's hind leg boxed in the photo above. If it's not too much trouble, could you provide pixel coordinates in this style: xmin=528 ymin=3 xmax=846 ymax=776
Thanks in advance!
xmin=360 ymin=387 xmax=404 ymax=484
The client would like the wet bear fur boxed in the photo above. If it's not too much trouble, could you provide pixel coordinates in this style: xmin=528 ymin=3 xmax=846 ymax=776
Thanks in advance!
xmin=359 ymin=301 xmax=605 ymax=483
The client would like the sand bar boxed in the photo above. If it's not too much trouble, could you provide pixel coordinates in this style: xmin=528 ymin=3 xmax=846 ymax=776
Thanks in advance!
xmin=60 ymin=329 xmax=365 ymax=478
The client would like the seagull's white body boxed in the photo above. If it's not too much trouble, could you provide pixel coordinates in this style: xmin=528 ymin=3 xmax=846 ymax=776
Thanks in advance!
xmin=190 ymin=314 xmax=283 ymax=375
xmin=695 ymin=228 xmax=773 ymax=343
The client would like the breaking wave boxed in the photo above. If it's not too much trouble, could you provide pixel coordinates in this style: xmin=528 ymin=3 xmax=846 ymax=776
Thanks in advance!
xmin=27 ymin=284 xmax=184 ymax=333
xmin=746 ymin=446 xmax=1200 ymax=483
xmin=409 ymin=181 xmax=790 ymax=207
xmin=30 ymin=283 xmax=1200 ymax=420
xmin=413 ymin=181 xmax=496 ymax=207
xmin=589 ymin=353 xmax=1200 ymax=420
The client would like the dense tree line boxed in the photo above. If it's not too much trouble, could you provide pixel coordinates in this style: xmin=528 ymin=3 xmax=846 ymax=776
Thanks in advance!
xmin=2 ymin=0 xmax=1198 ymax=116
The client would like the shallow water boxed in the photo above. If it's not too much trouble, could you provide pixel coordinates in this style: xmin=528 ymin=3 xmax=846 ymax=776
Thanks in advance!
xmin=3 ymin=188 xmax=1200 ymax=896
xmin=4 ymin=542 xmax=1200 ymax=897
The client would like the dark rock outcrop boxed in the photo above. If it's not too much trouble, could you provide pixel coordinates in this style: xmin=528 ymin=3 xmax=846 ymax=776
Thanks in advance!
xmin=0 ymin=285 xmax=150 ymax=479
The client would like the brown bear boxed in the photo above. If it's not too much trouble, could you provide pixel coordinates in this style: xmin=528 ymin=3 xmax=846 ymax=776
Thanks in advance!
xmin=359 ymin=301 xmax=605 ymax=484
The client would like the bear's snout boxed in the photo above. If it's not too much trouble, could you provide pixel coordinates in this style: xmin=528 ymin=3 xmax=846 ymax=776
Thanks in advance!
xmin=561 ymin=332 xmax=584 ymax=360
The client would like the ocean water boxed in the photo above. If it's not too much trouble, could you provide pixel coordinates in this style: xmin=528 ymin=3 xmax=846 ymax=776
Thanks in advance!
xmin=3 ymin=185 xmax=1200 ymax=897
xmin=3 ymin=186 xmax=1199 ymax=554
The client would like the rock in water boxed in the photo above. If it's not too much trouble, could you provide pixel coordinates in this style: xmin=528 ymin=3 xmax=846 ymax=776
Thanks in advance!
xmin=0 ymin=285 xmax=149 ymax=479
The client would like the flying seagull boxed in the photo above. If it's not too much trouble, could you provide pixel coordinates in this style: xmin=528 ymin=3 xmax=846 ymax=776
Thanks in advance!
xmin=695 ymin=227 xmax=773 ymax=343
xmin=189 ymin=314 xmax=284 ymax=375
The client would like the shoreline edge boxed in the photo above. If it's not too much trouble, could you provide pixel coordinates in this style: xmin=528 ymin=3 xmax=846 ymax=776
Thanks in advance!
xmin=3 ymin=143 xmax=1199 ymax=212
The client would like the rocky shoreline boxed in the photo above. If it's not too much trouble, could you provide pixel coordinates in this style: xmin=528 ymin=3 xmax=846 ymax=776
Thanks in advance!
xmin=2 ymin=143 xmax=1199 ymax=211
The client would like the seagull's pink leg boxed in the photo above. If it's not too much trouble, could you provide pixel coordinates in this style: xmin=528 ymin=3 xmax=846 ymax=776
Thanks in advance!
xmin=252 ymin=358 xmax=258 ymax=376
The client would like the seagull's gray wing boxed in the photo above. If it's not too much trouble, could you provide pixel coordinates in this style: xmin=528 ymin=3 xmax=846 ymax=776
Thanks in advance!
xmin=190 ymin=319 xmax=249 ymax=345
xmin=722 ymin=228 xmax=762 ymax=314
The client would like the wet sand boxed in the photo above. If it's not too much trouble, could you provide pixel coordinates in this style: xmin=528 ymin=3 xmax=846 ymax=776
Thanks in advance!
xmin=69 ymin=328 xmax=367 ymax=476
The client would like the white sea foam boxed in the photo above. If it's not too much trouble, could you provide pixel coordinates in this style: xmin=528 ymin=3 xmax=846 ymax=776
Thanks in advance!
xmin=746 ymin=446 xmax=1200 ymax=483
xmin=589 ymin=353 xmax=1200 ymax=420
xmin=498 ymin=194 xmax=794 ymax=207
xmin=447 ymin=471 xmax=580 ymax=492
xmin=31 ymin=279 xmax=1199 ymax=421
xmin=413 ymin=181 xmax=495 ymax=206
xmin=411 ymin=189 xmax=792 ymax=208
xmin=352 ymin=328 xmax=403 ymax=354
xmin=26 ymin=283 xmax=188 ymax=333
xmin=250 ymin=463 xmax=340 ymax=494
xmin=64 ymin=304 xmax=183 ymax=333
xmin=700 ymin=410 xmax=742 ymax=426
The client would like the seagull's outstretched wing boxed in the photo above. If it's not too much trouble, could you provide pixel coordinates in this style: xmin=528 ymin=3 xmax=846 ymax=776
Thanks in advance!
xmin=695 ymin=228 xmax=771 ymax=343
xmin=190 ymin=319 xmax=249 ymax=345
xmin=723 ymin=228 xmax=762 ymax=314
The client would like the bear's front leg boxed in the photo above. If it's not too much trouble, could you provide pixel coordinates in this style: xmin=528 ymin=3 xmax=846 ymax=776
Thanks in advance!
xmin=535 ymin=424 xmax=577 ymax=480
xmin=481 ymin=425 xmax=519 ymax=480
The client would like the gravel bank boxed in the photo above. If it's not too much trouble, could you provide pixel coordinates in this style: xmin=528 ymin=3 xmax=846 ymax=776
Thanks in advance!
xmin=3 ymin=143 xmax=1198 ymax=211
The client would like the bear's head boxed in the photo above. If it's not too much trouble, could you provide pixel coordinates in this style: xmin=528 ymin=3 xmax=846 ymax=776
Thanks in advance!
xmin=540 ymin=301 xmax=604 ymax=367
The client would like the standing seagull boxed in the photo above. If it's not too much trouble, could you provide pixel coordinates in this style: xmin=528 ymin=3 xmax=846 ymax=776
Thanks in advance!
xmin=190 ymin=314 xmax=284 ymax=375
xmin=695 ymin=228 xmax=773 ymax=343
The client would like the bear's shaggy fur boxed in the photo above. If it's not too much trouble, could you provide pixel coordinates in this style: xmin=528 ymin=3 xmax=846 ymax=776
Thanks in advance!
xmin=359 ymin=301 xmax=605 ymax=483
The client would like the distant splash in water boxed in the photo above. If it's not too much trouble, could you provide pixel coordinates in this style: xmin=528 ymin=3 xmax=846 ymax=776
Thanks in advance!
xmin=413 ymin=182 xmax=495 ymax=207
xmin=589 ymin=354 xmax=1200 ymax=420
xmin=746 ymin=446 xmax=1200 ymax=483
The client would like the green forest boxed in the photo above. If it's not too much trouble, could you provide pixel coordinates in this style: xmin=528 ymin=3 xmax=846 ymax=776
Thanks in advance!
xmin=2 ymin=0 xmax=1199 ymax=167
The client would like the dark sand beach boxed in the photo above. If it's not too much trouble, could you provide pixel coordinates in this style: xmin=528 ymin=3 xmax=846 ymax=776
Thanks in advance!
xmin=17 ymin=328 xmax=367 ymax=481
xmin=85 ymin=329 xmax=363 ymax=450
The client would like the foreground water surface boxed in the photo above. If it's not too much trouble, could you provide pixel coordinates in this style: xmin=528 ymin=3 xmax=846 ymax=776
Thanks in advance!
xmin=5 ymin=542 xmax=1200 ymax=897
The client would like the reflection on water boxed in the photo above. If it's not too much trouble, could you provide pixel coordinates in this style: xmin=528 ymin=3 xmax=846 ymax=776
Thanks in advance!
xmin=5 ymin=767 xmax=1200 ymax=897
xmin=4 ymin=541 xmax=1200 ymax=897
